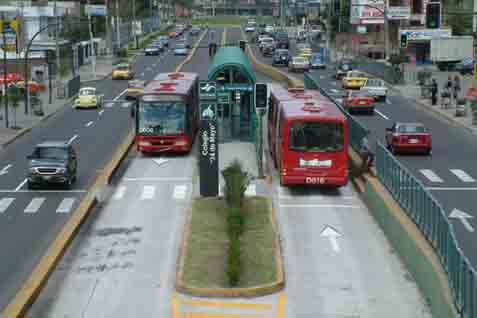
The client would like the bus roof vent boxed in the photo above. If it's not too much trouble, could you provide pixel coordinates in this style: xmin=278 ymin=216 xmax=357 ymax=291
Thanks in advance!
xmin=168 ymin=72 xmax=184 ymax=79
xmin=302 ymin=101 xmax=321 ymax=112
xmin=294 ymin=93 xmax=313 ymax=99
xmin=288 ymin=87 xmax=305 ymax=94
xmin=155 ymin=82 xmax=177 ymax=91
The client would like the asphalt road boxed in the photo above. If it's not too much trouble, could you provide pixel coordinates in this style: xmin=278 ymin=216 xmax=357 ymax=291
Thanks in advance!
xmin=0 ymin=33 xmax=198 ymax=311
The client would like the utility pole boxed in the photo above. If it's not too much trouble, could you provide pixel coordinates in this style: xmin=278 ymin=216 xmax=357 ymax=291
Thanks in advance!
xmin=132 ymin=0 xmax=138 ymax=49
xmin=106 ymin=0 xmax=111 ymax=55
xmin=54 ymin=0 xmax=60 ymax=89
xmin=115 ymin=0 xmax=120 ymax=50
xmin=2 ymin=12 xmax=9 ymax=127
xmin=86 ymin=0 xmax=96 ymax=79
xmin=384 ymin=0 xmax=389 ymax=59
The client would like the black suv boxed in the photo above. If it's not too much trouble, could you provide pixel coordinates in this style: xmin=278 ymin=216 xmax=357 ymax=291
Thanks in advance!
xmin=27 ymin=141 xmax=78 ymax=189
xmin=274 ymin=32 xmax=289 ymax=49
xmin=272 ymin=49 xmax=291 ymax=66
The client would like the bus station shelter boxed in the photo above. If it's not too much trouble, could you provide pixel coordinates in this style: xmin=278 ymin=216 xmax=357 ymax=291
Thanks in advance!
xmin=208 ymin=47 xmax=257 ymax=142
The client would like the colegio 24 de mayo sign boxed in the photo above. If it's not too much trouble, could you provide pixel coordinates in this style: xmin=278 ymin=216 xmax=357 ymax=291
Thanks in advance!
xmin=199 ymin=119 xmax=218 ymax=196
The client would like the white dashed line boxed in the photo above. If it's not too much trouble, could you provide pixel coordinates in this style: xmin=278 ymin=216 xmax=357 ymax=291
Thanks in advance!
xmin=99 ymin=110 xmax=105 ymax=116
xmin=85 ymin=121 xmax=93 ymax=127
xmin=0 ymin=198 xmax=14 ymax=213
xmin=68 ymin=134 xmax=79 ymax=144
xmin=173 ymin=184 xmax=188 ymax=199
xmin=14 ymin=179 xmax=28 ymax=192
xmin=420 ymin=169 xmax=444 ymax=183
xmin=386 ymin=98 xmax=392 ymax=105
xmin=56 ymin=198 xmax=76 ymax=213
xmin=450 ymin=169 xmax=475 ymax=182
xmin=24 ymin=198 xmax=45 ymax=213
xmin=113 ymin=186 xmax=126 ymax=200
xmin=140 ymin=185 xmax=156 ymax=200
xmin=113 ymin=89 xmax=128 ymax=101
xmin=374 ymin=109 xmax=390 ymax=120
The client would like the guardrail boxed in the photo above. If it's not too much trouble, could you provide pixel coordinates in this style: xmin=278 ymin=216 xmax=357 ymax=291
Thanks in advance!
xmin=303 ymin=72 xmax=369 ymax=152
xmin=375 ymin=141 xmax=476 ymax=318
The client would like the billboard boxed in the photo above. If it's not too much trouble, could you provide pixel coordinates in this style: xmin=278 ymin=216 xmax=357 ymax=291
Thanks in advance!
xmin=350 ymin=0 xmax=385 ymax=25
xmin=387 ymin=6 xmax=410 ymax=20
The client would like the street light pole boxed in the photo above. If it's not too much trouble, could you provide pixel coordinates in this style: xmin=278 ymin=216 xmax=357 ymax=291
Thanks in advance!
xmin=2 ymin=12 xmax=9 ymax=127
xmin=86 ymin=0 xmax=96 ymax=80
xmin=132 ymin=0 xmax=138 ymax=49
xmin=115 ymin=0 xmax=120 ymax=50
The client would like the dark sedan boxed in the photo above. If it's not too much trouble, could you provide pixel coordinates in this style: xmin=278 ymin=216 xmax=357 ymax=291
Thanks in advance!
xmin=271 ymin=49 xmax=291 ymax=66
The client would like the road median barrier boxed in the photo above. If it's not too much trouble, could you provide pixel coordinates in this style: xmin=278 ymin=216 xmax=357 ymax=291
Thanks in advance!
xmin=175 ymin=197 xmax=285 ymax=298
xmin=2 ymin=130 xmax=135 ymax=318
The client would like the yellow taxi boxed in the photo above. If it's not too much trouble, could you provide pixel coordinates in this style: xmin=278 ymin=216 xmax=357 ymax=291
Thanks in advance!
xmin=73 ymin=87 xmax=103 ymax=109
xmin=299 ymin=48 xmax=312 ymax=59
xmin=126 ymin=80 xmax=145 ymax=100
xmin=342 ymin=70 xmax=368 ymax=89
xmin=112 ymin=63 xmax=134 ymax=80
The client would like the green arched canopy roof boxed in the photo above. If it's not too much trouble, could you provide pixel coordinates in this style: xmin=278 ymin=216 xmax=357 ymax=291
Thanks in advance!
xmin=208 ymin=47 xmax=256 ymax=83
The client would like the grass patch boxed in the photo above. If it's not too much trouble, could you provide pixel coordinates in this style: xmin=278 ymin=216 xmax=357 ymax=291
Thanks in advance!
xmin=182 ymin=196 xmax=277 ymax=288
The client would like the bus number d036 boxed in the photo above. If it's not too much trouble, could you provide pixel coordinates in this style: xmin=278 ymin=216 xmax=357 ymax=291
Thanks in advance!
xmin=305 ymin=177 xmax=326 ymax=184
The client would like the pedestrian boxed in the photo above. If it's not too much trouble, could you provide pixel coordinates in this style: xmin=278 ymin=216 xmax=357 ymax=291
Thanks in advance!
xmin=453 ymin=74 xmax=461 ymax=101
xmin=431 ymin=78 xmax=438 ymax=105
xmin=360 ymin=136 xmax=374 ymax=173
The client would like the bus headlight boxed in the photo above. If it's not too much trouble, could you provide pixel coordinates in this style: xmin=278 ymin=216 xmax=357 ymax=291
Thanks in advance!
xmin=174 ymin=140 xmax=187 ymax=146
xmin=138 ymin=141 xmax=151 ymax=147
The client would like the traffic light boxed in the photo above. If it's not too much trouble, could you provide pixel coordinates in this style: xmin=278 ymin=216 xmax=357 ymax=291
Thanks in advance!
xmin=255 ymin=83 xmax=268 ymax=109
xmin=400 ymin=33 xmax=408 ymax=48
xmin=334 ymin=0 xmax=340 ymax=16
xmin=426 ymin=2 xmax=440 ymax=29
xmin=239 ymin=40 xmax=246 ymax=52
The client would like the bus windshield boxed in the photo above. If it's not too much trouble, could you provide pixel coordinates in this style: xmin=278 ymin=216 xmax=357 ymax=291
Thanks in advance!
xmin=289 ymin=121 xmax=344 ymax=152
xmin=138 ymin=101 xmax=186 ymax=135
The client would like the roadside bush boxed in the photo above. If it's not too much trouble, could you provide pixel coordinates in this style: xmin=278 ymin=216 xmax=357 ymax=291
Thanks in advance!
xmin=221 ymin=160 xmax=253 ymax=208
xmin=227 ymin=236 xmax=241 ymax=286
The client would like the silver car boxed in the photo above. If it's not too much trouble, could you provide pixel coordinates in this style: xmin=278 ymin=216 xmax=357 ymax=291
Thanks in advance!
xmin=174 ymin=43 xmax=189 ymax=55
xmin=289 ymin=56 xmax=310 ymax=72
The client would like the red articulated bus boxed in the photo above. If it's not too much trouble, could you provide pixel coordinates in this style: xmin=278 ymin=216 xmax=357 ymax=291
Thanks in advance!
xmin=133 ymin=72 xmax=199 ymax=154
xmin=268 ymin=85 xmax=349 ymax=186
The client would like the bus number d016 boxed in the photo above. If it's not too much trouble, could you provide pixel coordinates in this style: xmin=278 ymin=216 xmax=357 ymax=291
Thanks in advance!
xmin=305 ymin=177 xmax=326 ymax=184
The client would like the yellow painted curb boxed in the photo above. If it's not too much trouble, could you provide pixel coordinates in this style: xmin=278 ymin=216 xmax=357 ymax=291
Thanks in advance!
xmin=2 ymin=130 xmax=135 ymax=318
xmin=175 ymin=197 xmax=285 ymax=298
xmin=239 ymin=27 xmax=304 ymax=89
xmin=175 ymin=30 xmax=208 ymax=73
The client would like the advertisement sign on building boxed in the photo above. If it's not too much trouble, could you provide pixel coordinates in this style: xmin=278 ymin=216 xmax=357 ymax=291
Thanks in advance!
xmin=85 ymin=5 xmax=107 ymax=16
xmin=350 ymin=0 xmax=385 ymax=25
xmin=399 ymin=28 xmax=452 ymax=41
xmin=387 ymin=6 xmax=411 ymax=19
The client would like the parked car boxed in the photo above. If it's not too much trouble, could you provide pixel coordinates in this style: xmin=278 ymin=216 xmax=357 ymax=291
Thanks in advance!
xmin=112 ymin=63 xmax=134 ymax=80
xmin=342 ymin=90 xmax=375 ymax=114
xmin=145 ymin=45 xmax=160 ymax=56
xmin=455 ymin=57 xmax=474 ymax=75
xmin=174 ymin=42 xmax=189 ymax=55
xmin=126 ymin=80 xmax=145 ymax=100
xmin=335 ymin=58 xmax=354 ymax=79
xmin=26 ymin=141 xmax=78 ymax=189
xmin=288 ymin=56 xmax=310 ymax=72
xmin=361 ymin=78 xmax=387 ymax=101
xmin=73 ymin=87 xmax=103 ymax=109
xmin=272 ymin=49 xmax=291 ymax=66
xmin=310 ymin=53 xmax=325 ymax=69
xmin=342 ymin=70 xmax=368 ymax=89
xmin=385 ymin=122 xmax=432 ymax=155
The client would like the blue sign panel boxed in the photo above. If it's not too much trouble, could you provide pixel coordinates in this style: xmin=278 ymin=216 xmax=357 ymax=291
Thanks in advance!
xmin=221 ymin=84 xmax=253 ymax=92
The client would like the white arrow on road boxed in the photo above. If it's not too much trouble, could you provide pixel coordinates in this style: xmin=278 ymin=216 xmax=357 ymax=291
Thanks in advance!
xmin=153 ymin=158 xmax=169 ymax=167
xmin=0 ymin=164 xmax=12 ymax=176
xmin=450 ymin=209 xmax=474 ymax=232
xmin=330 ymin=88 xmax=339 ymax=94
xmin=320 ymin=225 xmax=342 ymax=252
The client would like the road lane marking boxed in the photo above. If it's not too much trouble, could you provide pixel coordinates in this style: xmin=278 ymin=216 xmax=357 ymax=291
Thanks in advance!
xmin=0 ymin=198 xmax=14 ymax=213
xmin=68 ymin=134 xmax=79 ymax=144
xmin=24 ymin=197 xmax=45 ymax=213
xmin=319 ymin=75 xmax=324 ymax=79
xmin=245 ymin=184 xmax=256 ymax=196
xmin=140 ymin=185 xmax=155 ymax=200
xmin=123 ymin=177 xmax=191 ymax=182
xmin=386 ymin=98 xmax=392 ymax=105
xmin=173 ymin=184 xmax=187 ymax=199
xmin=99 ymin=110 xmax=105 ymax=116
xmin=0 ymin=164 xmax=12 ymax=175
xmin=113 ymin=89 xmax=128 ymax=101
xmin=450 ymin=208 xmax=474 ymax=232
xmin=427 ymin=187 xmax=477 ymax=191
xmin=182 ymin=299 xmax=273 ymax=310
xmin=279 ymin=204 xmax=359 ymax=208
xmin=85 ymin=121 xmax=93 ymax=127
xmin=15 ymin=179 xmax=28 ymax=192
xmin=450 ymin=169 xmax=475 ymax=182
xmin=374 ymin=109 xmax=390 ymax=120
xmin=420 ymin=169 xmax=444 ymax=183
xmin=113 ymin=186 xmax=126 ymax=200
xmin=56 ymin=198 xmax=76 ymax=213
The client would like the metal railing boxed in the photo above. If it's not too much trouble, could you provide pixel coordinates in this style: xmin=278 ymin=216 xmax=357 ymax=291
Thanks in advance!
xmin=303 ymin=72 xmax=369 ymax=152
xmin=376 ymin=141 xmax=477 ymax=317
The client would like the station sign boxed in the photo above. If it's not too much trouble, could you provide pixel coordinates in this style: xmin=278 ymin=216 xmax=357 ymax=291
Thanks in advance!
xmin=222 ymin=83 xmax=253 ymax=92
xmin=199 ymin=81 xmax=217 ymax=100
xmin=199 ymin=119 xmax=219 ymax=197
xmin=200 ymin=103 xmax=217 ymax=120
xmin=217 ymin=91 xmax=230 ymax=104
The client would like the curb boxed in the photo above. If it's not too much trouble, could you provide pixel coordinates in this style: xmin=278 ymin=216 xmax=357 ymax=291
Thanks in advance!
xmin=2 ymin=130 xmax=135 ymax=318
xmin=175 ymin=197 xmax=285 ymax=298
xmin=347 ymin=148 xmax=458 ymax=318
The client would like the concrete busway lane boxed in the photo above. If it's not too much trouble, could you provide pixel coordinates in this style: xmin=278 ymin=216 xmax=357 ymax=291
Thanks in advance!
xmin=25 ymin=28 xmax=223 ymax=318
xmin=307 ymin=64 xmax=477 ymax=267
xmin=0 ymin=34 xmax=196 ymax=311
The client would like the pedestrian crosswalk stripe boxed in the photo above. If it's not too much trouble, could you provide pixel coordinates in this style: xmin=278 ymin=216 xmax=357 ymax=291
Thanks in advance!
xmin=24 ymin=198 xmax=45 ymax=213
xmin=56 ymin=198 xmax=75 ymax=213
xmin=420 ymin=169 xmax=443 ymax=183
xmin=113 ymin=186 xmax=126 ymax=200
xmin=173 ymin=185 xmax=187 ymax=199
xmin=0 ymin=198 xmax=14 ymax=213
xmin=450 ymin=169 xmax=475 ymax=182
xmin=141 ymin=185 xmax=156 ymax=200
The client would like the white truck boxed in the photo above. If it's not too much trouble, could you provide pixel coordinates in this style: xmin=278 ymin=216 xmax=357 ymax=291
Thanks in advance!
xmin=430 ymin=36 xmax=474 ymax=71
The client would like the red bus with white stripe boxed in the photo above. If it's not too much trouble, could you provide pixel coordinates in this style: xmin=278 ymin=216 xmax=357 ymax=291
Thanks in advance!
xmin=268 ymin=85 xmax=349 ymax=186
xmin=133 ymin=72 xmax=199 ymax=153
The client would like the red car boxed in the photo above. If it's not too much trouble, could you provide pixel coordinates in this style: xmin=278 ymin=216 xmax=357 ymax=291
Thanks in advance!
xmin=169 ymin=31 xmax=178 ymax=38
xmin=385 ymin=122 xmax=432 ymax=155
xmin=342 ymin=90 xmax=375 ymax=114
